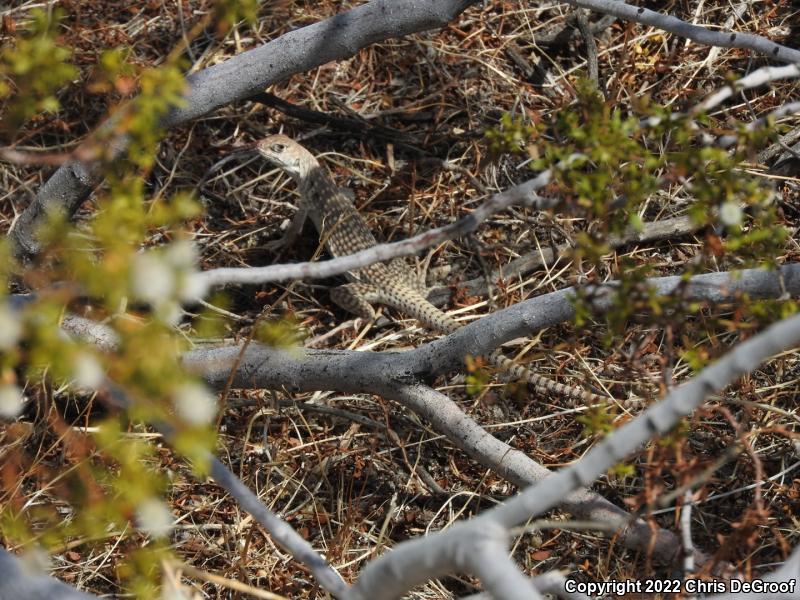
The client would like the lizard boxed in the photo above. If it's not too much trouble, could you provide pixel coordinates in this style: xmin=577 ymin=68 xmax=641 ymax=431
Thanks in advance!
xmin=255 ymin=134 xmax=604 ymax=405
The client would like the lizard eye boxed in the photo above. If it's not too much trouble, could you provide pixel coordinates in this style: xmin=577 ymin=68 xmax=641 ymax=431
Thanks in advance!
xmin=270 ymin=143 xmax=286 ymax=153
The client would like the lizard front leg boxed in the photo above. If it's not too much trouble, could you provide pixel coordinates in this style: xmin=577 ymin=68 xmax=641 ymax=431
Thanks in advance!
xmin=265 ymin=202 xmax=309 ymax=251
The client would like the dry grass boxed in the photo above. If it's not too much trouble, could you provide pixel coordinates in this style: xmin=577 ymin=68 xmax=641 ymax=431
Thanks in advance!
xmin=2 ymin=0 xmax=800 ymax=597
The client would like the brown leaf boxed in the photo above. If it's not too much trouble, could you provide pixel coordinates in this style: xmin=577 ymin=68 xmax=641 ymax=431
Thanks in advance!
xmin=2 ymin=15 xmax=16 ymax=34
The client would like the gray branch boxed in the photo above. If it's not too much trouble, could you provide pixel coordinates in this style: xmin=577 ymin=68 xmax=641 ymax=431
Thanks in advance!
xmin=197 ymin=163 xmax=563 ymax=286
xmin=567 ymin=0 xmax=800 ymax=63
xmin=8 ymin=0 xmax=480 ymax=259
xmin=418 ymin=264 xmax=800 ymax=378
xmin=42 ymin=263 xmax=800 ymax=598
xmin=347 ymin=307 xmax=800 ymax=599
xmin=0 ymin=548 xmax=98 ymax=600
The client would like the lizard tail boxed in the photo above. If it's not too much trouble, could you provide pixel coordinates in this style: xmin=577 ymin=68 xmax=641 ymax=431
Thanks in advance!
xmin=381 ymin=283 xmax=605 ymax=405
xmin=382 ymin=284 xmax=462 ymax=334
xmin=489 ymin=350 xmax=605 ymax=405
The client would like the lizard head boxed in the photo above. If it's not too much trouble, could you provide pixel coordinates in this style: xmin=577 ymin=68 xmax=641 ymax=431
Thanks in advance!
xmin=256 ymin=134 xmax=317 ymax=180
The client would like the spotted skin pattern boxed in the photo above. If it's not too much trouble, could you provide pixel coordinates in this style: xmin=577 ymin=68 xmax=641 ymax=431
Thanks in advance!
xmin=256 ymin=134 xmax=602 ymax=404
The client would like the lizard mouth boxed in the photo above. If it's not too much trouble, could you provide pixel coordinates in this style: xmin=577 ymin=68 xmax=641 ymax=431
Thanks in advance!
xmin=237 ymin=140 xmax=260 ymax=152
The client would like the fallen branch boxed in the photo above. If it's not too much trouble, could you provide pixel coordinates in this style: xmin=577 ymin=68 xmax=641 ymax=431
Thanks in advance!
xmin=347 ymin=308 xmax=800 ymax=598
xmin=567 ymin=0 xmax=800 ymax=63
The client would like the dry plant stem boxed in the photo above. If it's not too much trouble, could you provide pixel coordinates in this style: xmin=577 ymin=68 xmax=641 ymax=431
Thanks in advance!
xmin=249 ymin=92 xmax=423 ymax=151
xmin=346 ymin=311 xmax=800 ymax=600
xmin=682 ymin=490 xmax=695 ymax=577
xmin=567 ymin=0 xmax=800 ymax=63
xmin=526 ymin=13 xmax=616 ymax=47
xmin=185 ymin=265 xmax=800 ymax=394
xmin=576 ymin=11 xmax=599 ymax=86
xmin=172 ymin=560 xmax=289 ymax=599
xmin=388 ymin=384 xmax=683 ymax=565
xmin=206 ymin=456 xmax=348 ymax=597
xmin=716 ymin=101 xmax=800 ymax=149
xmin=8 ymin=0 xmax=481 ymax=259
xmin=467 ymin=533 xmax=544 ymax=600
xmin=59 ymin=265 xmax=800 ymax=389
xmin=760 ymin=126 xmax=800 ymax=163
xmin=639 ymin=64 xmax=800 ymax=143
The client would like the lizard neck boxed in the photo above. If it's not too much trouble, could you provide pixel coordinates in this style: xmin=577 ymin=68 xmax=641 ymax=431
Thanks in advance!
xmin=299 ymin=165 xmax=343 ymax=214
xmin=286 ymin=149 xmax=321 ymax=184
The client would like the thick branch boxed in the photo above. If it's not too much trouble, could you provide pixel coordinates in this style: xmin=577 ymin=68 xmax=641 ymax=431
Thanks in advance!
xmin=349 ymin=308 xmax=800 ymax=599
xmin=418 ymin=264 xmax=800 ymax=377
xmin=0 ymin=549 xmax=98 ymax=600
xmin=8 ymin=0 xmax=480 ymax=259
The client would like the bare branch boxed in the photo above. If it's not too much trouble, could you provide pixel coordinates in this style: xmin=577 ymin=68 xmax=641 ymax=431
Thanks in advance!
xmin=567 ymin=0 xmax=800 ymax=63
xmin=101 ymin=381 xmax=351 ymax=598
xmin=0 ymin=549 xmax=98 ymax=600
xmin=348 ymin=308 xmax=800 ymax=599
xmin=419 ymin=264 xmax=800 ymax=377
xmin=8 ymin=0 xmax=481 ymax=259
xmin=696 ymin=64 xmax=800 ymax=114
xmin=197 ymin=166 xmax=563 ymax=287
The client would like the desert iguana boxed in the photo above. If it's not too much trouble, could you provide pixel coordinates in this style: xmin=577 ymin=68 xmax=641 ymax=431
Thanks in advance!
xmin=256 ymin=134 xmax=603 ymax=404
